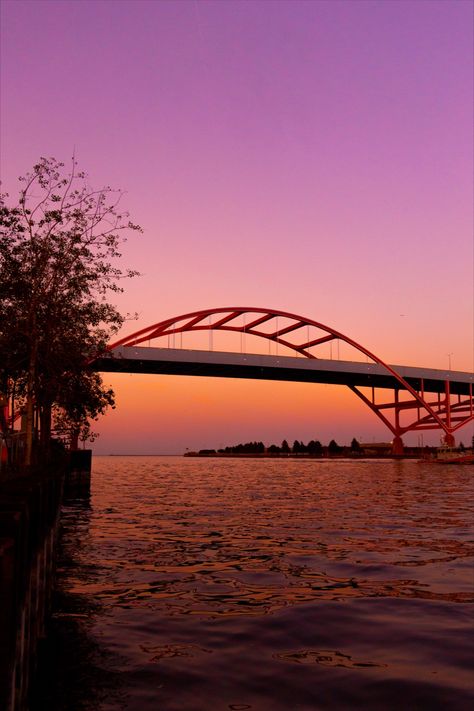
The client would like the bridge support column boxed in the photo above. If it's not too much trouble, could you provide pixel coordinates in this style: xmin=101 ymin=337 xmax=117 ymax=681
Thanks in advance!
xmin=444 ymin=433 xmax=455 ymax=448
xmin=391 ymin=436 xmax=404 ymax=456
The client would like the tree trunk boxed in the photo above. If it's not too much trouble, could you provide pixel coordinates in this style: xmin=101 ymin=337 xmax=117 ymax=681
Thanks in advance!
xmin=24 ymin=338 xmax=37 ymax=467
xmin=40 ymin=403 xmax=52 ymax=461
xmin=70 ymin=428 xmax=80 ymax=451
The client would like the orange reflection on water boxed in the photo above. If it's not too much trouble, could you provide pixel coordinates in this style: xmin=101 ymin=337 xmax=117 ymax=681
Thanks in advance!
xmin=52 ymin=457 xmax=474 ymax=711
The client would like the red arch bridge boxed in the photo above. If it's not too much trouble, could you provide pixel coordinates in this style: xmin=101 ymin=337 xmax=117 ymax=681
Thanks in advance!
xmin=93 ymin=307 xmax=474 ymax=454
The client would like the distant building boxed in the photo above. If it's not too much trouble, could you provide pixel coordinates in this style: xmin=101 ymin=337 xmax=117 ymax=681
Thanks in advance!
xmin=360 ymin=442 xmax=392 ymax=455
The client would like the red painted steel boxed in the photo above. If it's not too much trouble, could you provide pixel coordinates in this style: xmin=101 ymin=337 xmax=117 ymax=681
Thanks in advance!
xmin=109 ymin=307 xmax=474 ymax=447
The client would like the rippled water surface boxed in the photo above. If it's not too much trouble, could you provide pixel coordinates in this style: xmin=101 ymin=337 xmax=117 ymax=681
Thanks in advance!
xmin=38 ymin=457 xmax=473 ymax=710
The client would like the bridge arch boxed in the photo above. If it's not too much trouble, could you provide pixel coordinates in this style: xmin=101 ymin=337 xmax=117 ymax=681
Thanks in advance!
xmin=109 ymin=307 xmax=473 ymax=450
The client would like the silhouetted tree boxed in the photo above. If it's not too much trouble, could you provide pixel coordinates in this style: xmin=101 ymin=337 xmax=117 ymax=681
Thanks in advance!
xmin=0 ymin=156 xmax=141 ymax=463
xmin=307 ymin=439 xmax=323 ymax=456
xmin=281 ymin=439 xmax=290 ymax=453
xmin=328 ymin=439 xmax=341 ymax=455
xmin=350 ymin=438 xmax=361 ymax=452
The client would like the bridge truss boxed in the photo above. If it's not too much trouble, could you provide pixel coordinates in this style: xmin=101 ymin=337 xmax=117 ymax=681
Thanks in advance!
xmin=109 ymin=307 xmax=474 ymax=452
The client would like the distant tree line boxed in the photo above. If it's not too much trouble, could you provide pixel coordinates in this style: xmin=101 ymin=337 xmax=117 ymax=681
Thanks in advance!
xmin=199 ymin=438 xmax=362 ymax=456
xmin=219 ymin=441 xmax=266 ymax=454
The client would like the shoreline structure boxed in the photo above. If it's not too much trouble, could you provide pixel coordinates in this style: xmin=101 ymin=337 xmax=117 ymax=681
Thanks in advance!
xmin=0 ymin=452 xmax=91 ymax=711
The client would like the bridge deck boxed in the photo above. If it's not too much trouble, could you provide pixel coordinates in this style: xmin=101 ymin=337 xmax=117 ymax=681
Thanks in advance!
xmin=93 ymin=346 xmax=473 ymax=395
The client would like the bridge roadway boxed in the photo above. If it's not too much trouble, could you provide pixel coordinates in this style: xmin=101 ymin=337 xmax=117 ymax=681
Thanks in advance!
xmin=94 ymin=346 xmax=473 ymax=395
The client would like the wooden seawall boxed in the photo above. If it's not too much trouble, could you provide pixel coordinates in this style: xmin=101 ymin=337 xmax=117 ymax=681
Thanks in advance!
xmin=0 ymin=451 xmax=91 ymax=710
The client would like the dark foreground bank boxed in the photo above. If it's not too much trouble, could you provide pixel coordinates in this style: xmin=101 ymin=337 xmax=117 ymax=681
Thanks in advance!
xmin=0 ymin=467 xmax=63 ymax=711
xmin=0 ymin=450 xmax=92 ymax=711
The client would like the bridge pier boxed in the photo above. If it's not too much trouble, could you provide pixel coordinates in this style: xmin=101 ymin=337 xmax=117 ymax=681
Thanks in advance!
xmin=391 ymin=436 xmax=404 ymax=456
xmin=444 ymin=433 xmax=455 ymax=448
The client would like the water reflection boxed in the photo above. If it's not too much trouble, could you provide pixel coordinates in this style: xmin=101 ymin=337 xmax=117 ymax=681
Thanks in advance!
xmin=35 ymin=458 xmax=474 ymax=710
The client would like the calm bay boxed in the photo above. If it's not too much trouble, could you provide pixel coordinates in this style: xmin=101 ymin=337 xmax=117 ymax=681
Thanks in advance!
xmin=35 ymin=456 xmax=473 ymax=710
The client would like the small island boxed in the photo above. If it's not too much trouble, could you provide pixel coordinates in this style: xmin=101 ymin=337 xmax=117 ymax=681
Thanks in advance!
xmin=184 ymin=438 xmax=447 ymax=459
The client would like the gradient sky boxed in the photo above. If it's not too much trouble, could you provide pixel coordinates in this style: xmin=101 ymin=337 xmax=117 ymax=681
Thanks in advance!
xmin=1 ymin=0 xmax=473 ymax=452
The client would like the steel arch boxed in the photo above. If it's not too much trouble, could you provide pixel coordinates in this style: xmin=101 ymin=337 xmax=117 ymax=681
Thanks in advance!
xmin=108 ymin=307 xmax=473 ymax=447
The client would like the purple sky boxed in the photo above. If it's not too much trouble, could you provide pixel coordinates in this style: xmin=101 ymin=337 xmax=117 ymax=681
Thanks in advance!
xmin=1 ymin=0 xmax=473 ymax=452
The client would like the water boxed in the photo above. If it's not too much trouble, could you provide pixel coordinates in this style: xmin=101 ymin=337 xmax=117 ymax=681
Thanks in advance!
xmin=36 ymin=457 xmax=473 ymax=710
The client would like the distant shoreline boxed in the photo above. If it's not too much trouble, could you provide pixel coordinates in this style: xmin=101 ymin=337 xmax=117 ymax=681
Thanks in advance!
xmin=94 ymin=452 xmax=420 ymax=459
xmin=184 ymin=452 xmax=420 ymax=460
xmin=94 ymin=451 xmax=435 ymax=460
xmin=96 ymin=453 xmax=182 ymax=457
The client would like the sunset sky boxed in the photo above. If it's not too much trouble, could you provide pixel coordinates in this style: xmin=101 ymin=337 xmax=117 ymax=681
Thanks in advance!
xmin=1 ymin=0 xmax=473 ymax=452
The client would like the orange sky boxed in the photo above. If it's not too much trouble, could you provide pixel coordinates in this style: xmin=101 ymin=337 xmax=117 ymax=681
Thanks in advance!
xmin=95 ymin=374 xmax=394 ymax=454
